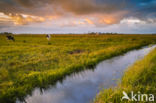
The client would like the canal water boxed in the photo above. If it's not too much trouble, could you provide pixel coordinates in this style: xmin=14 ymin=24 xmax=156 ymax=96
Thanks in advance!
xmin=17 ymin=45 xmax=156 ymax=103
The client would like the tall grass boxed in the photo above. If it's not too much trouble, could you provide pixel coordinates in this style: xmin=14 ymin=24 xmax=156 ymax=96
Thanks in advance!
xmin=94 ymin=47 xmax=156 ymax=103
xmin=0 ymin=34 xmax=156 ymax=103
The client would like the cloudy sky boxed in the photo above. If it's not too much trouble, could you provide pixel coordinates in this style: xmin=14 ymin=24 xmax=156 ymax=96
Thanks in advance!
xmin=0 ymin=0 xmax=156 ymax=34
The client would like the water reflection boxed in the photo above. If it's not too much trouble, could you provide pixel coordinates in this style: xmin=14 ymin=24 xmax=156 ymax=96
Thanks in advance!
xmin=18 ymin=45 xmax=156 ymax=103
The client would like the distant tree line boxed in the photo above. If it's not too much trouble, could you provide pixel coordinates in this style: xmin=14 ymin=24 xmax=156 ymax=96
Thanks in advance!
xmin=0 ymin=32 xmax=13 ymax=35
xmin=88 ymin=32 xmax=119 ymax=35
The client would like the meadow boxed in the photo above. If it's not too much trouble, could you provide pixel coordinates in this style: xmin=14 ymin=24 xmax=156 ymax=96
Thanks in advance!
xmin=0 ymin=34 xmax=156 ymax=103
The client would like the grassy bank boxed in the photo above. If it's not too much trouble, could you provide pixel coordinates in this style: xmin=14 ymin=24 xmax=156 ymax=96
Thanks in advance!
xmin=0 ymin=34 xmax=156 ymax=103
xmin=95 ymin=46 xmax=156 ymax=103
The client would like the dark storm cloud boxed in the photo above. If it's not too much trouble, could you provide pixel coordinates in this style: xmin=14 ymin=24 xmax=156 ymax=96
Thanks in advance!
xmin=15 ymin=0 xmax=34 ymax=7
xmin=0 ymin=0 xmax=156 ymax=24
xmin=0 ymin=0 xmax=156 ymax=15
xmin=0 ymin=0 xmax=54 ymax=16
xmin=123 ymin=0 xmax=156 ymax=19
xmin=0 ymin=0 xmax=118 ymax=16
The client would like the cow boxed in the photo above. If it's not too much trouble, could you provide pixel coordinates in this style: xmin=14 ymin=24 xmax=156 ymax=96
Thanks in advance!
xmin=6 ymin=35 xmax=15 ymax=41
xmin=46 ymin=34 xmax=51 ymax=40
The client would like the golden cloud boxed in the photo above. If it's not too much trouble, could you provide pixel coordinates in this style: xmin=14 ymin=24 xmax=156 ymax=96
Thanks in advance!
xmin=99 ymin=17 xmax=118 ymax=25
xmin=85 ymin=18 xmax=94 ymax=25
xmin=0 ymin=0 xmax=130 ymax=27
xmin=3 ymin=13 xmax=45 ymax=25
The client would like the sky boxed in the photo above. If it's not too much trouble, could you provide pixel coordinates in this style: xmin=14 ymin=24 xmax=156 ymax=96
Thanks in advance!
xmin=0 ymin=0 xmax=156 ymax=34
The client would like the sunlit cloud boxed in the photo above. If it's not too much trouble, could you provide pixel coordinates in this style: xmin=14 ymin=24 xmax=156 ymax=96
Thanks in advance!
xmin=99 ymin=17 xmax=118 ymax=25
xmin=8 ymin=13 xmax=45 ymax=25
xmin=0 ymin=12 xmax=45 ymax=25
xmin=85 ymin=18 xmax=94 ymax=25
xmin=0 ymin=0 xmax=156 ymax=33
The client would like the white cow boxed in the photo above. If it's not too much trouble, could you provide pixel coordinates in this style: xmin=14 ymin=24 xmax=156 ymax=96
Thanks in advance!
xmin=46 ymin=34 xmax=51 ymax=40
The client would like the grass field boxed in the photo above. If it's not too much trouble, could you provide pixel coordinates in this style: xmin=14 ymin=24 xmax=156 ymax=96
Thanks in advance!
xmin=94 ymin=44 xmax=156 ymax=103
xmin=1 ymin=34 xmax=156 ymax=103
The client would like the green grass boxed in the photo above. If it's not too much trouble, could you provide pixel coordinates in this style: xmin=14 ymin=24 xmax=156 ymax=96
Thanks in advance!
xmin=0 ymin=34 xmax=156 ymax=103
xmin=94 ymin=45 xmax=156 ymax=103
